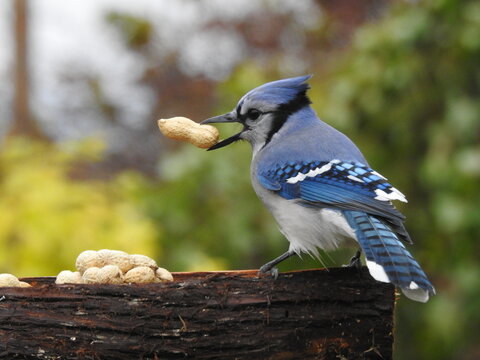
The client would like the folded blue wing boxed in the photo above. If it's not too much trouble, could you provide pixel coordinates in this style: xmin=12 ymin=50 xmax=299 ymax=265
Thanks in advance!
xmin=258 ymin=160 xmax=411 ymax=243
xmin=259 ymin=159 xmax=403 ymax=206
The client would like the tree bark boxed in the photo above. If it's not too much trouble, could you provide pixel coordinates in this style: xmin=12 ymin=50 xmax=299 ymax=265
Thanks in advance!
xmin=0 ymin=267 xmax=395 ymax=359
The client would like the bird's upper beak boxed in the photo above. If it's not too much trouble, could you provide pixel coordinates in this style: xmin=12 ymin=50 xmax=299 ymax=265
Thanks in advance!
xmin=201 ymin=111 xmax=242 ymax=151
xmin=201 ymin=111 xmax=238 ymax=125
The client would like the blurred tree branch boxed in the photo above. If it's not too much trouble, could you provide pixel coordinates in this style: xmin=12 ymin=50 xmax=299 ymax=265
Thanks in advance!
xmin=10 ymin=0 xmax=47 ymax=140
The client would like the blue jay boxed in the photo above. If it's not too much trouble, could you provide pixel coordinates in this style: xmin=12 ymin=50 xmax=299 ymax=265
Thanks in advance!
xmin=202 ymin=75 xmax=435 ymax=302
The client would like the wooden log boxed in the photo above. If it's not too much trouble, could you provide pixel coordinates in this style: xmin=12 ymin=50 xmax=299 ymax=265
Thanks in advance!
xmin=0 ymin=267 xmax=395 ymax=359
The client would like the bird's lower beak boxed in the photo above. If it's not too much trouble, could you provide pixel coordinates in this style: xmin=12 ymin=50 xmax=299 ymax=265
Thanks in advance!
xmin=201 ymin=111 xmax=242 ymax=151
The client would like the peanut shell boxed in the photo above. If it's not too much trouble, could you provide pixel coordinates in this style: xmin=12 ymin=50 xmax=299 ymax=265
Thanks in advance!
xmin=56 ymin=270 xmax=84 ymax=284
xmin=97 ymin=249 xmax=134 ymax=273
xmin=124 ymin=266 xmax=156 ymax=284
xmin=155 ymin=267 xmax=174 ymax=282
xmin=129 ymin=254 xmax=158 ymax=270
xmin=157 ymin=117 xmax=219 ymax=149
xmin=0 ymin=273 xmax=21 ymax=287
xmin=76 ymin=250 xmax=103 ymax=274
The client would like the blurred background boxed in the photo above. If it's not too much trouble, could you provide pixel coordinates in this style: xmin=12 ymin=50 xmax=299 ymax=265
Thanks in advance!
xmin=0 ymin=0 xmax=479 ymax=358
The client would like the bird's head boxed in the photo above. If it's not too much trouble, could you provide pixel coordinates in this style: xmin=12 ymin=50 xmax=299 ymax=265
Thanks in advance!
xmin=201 ymin=75 xmax=312 ymax=151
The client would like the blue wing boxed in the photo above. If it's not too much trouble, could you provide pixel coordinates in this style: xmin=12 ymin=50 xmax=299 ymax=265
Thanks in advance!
xmin=258 ymin=159 xmax=411 ymax=243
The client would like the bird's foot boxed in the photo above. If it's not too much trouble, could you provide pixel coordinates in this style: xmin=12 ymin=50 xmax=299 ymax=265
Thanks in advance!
xmin=258 ymin=264 xmax=279 ymax=279
xmin=257 ymin=250 xmax=295 ymax=279
xmin=343 ymin=249 xmax=362 ymax=269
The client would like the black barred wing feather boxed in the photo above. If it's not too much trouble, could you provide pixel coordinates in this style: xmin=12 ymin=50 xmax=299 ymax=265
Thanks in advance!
xmin=343 ymin=210 xmax=435 ymax=302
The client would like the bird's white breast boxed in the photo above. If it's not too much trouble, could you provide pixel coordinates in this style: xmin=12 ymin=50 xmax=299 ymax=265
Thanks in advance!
xmin=251 ymin=172 xmax=357 ymax=258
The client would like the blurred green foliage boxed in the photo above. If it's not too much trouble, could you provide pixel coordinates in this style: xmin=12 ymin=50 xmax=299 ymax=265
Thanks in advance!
xmin=0 ymin=138 xmax=158 ymax=276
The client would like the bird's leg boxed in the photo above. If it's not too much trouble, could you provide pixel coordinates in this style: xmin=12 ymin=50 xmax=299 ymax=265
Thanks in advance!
xmin=345 ymin=248 xmax=362 ymax=268
xmin=258 ymin=251 xmax=296 ymax=279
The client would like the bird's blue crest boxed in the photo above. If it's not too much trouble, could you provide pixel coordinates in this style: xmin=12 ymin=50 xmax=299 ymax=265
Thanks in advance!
xmin=239 ymin=75 xmax=312 ymax=107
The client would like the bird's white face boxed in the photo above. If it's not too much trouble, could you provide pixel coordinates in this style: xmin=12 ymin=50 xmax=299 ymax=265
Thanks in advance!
xmin=235 ymin=97 xmax=282 ymax=154
xmin=200 ymin=96 xmax=284 ymax=153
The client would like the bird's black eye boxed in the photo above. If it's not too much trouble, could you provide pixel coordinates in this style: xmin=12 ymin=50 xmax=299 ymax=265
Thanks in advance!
xmin=247 ymin=108 xmax=261 ymax=120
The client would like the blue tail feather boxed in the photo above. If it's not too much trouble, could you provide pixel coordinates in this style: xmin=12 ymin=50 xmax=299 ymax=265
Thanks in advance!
xmin=343 ymin=210 xmax=435 ymax=302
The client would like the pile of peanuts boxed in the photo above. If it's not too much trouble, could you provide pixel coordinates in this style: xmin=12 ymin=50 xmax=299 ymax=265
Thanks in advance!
xmin=0 ymin=249 xmax=173 ymax=287
xmin=56 ymin=249 xmax=173 ymax=285
xmin=157 ymin=117 xmax=219 ymax=148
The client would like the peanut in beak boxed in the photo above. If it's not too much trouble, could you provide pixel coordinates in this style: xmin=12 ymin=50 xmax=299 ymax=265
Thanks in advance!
xmin=157 ymin=117 xmax=219 ymax=149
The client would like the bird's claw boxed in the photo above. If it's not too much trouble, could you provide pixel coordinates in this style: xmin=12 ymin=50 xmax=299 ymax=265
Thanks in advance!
xmin=258 ymin=265 xmax=279 ymax=279
xmin=343 ymin=258 xmax=362 ymax=269
xmin=343 ymin=249 xmax=362 ymax=269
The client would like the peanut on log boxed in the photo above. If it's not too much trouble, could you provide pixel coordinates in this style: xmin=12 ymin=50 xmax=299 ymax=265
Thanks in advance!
xmin=97 ymin=249 xmax=133 ymax=274
xmin=124 ymin=266 xmax=156 ymax=284
xmin=0 ymin=273 xmax=21 ymax=287
xmin=75 ymin=250 xmax=103 ymax=274
xmin=157 ymin=117 xmax=219 ymax=149
xmin=0 ymin=274 xmax=31 ymax=288
xmin=155 ymin=267 xmax=174 ymax=282
xmin=18 ymin=281 xmax=32 ymax=288
xmin=82 ymin=265 xmax=124 ymax=285
xmin=129 ymin=254 xmax=158 ymax=270
xmin=56 ymin=270 xmax=83 ymax=284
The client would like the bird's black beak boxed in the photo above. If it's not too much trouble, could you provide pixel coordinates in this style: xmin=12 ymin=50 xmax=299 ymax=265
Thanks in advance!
xmin=201 ymin=111 xmax=238 ymax=125
xmin=201 ymin=111 xmax=242 ymax=151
